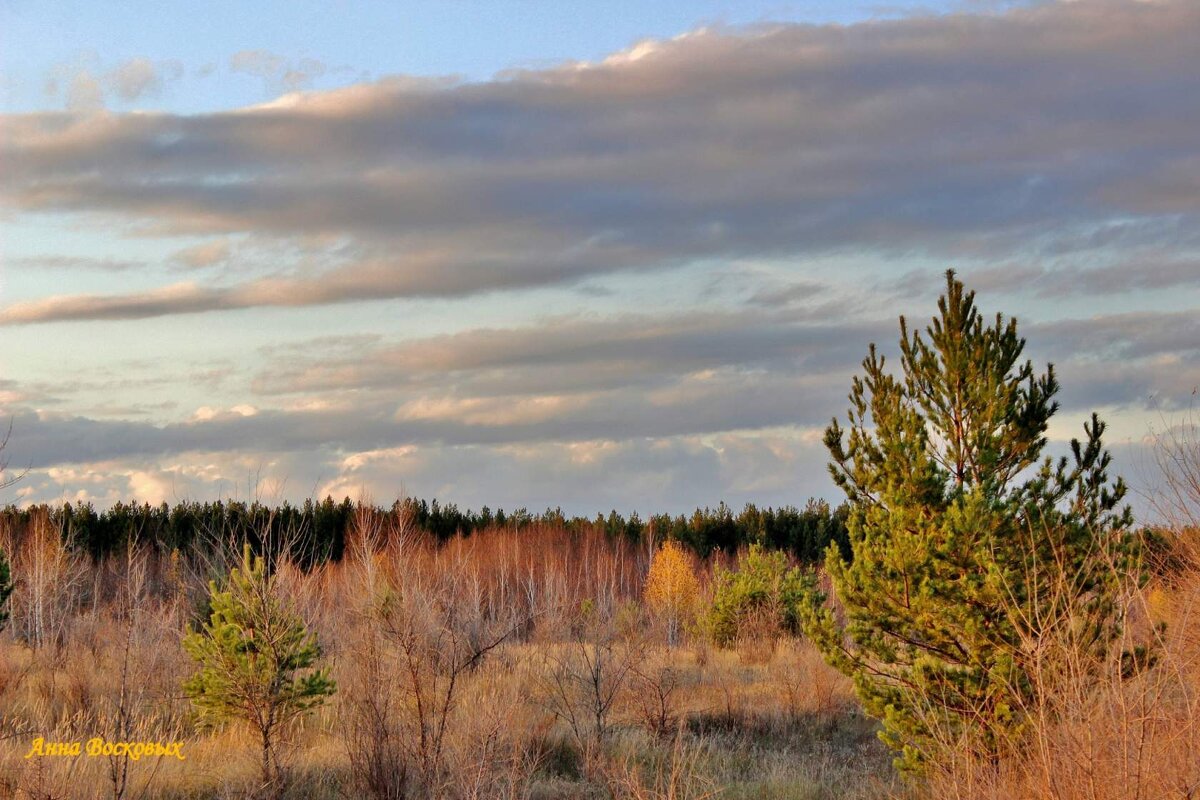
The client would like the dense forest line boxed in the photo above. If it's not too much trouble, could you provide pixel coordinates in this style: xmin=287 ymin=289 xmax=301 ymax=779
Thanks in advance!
xmin=0 ymin=495 xmax=851 ymax=565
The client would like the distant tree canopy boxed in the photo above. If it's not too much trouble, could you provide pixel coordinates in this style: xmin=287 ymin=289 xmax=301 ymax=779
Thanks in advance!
xmin=0 ymin=495 xmax=849 ymax=566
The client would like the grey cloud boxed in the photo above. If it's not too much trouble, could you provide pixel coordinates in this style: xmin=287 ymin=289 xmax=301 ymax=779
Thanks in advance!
xmin=25 ymin=305 xmax=1189 ymax=472
xmin=859 ymin=301 xmax=1200 ymax=410
xmin=230 ymin=50 xmax=327 ymax=94
xmin=43 ymin=56 xmax=184 ymax=110
xmin=747 ymin=281 xmax=828 ymax=308
xmin=109 ymin=58 xmax=183 ymax=101
xmin=1031 ymin=310 xmax=1200 ymax=363
xmin=13 ymin=430 xmax=1164 ymax=520
xmin=230 ymin=304 xmax=1196 ymax=450
xmin=0 ymin=365 xmax=224 ymax=411
xmin=6 ymin=1 xmax=1200 ymax=322
xmin=321 ymin=433 xmax=837 ymax=516
xmin=1019 ymin=311 xmax=1200 ymax=411
xmin=953 ymin=257 xmax=1200 ymax=297
xmin=250 ymin=308 xmax=888 ymax=397
xmin=6 ymin=255 xmax=144 ymax=272
xmin=0 ymin=239 xmax=669 ymax=324
xmin=893 ymin=256 xmax=1200 ymax=300
xmin=13 ymin=431 xmax=837 ymax=516
xmin=0 ymin=283 xmax=231 ymax=324
xmin=65 ymin=71 xmax=104 ymax=111
xmin=1054 ymin=357 xmax=1200 ymax=412
xmin=171 ymin=239 xmax=232 ymax=269
xmin=2 ymin=367 xmax=836 ymax=469
xmin=109 ymin=59 xmax=159 ymax=100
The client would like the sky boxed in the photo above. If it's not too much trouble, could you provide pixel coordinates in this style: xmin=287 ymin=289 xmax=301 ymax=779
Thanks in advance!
xmin=0 ymin=0 xmax=1197 ymax=518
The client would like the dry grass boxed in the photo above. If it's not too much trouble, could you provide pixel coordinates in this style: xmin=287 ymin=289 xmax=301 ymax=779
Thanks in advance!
xmin=916 ymin=544 xmax=1200 ymax=800
xmin=4 ymin=485 xmax=1199 ymax=799
xmin=0 ymin=510 xmax=893 ymax=800
xmin=916 ymin=409 xmax=1200 ymax=800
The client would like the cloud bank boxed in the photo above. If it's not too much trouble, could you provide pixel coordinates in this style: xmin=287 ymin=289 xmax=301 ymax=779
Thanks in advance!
xmin=3 ymin=0 xmax=1199 ymax=324
xmin=3 ymin=0 xmax=1198 ymax=515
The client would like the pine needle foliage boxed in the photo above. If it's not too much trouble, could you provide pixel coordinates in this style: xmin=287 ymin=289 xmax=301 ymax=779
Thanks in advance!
xmin=801 ymin=270 xmax=1136 ymax=775
xmin=707 ymin=544 xmax=806 ymax=648
xmin=183 ymin=544 xmax=335 ymax=794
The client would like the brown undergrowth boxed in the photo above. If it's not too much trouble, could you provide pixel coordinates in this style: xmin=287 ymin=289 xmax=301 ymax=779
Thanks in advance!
xmin=0 ymin=506 xmax=891 ymax=799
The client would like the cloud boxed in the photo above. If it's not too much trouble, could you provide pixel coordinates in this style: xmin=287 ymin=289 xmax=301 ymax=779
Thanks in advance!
xmin=110 ymin=58 xmax=182 ymax=101
xmin=895 ymin=253 xmax=1200 ymax=298
xmin=126 ymin=468 xmax=174 ymax=505
xmin=64 ymin=71 xmax=104 ymax=111
xmin=5 ymin=255 xmax=144 ymax=272
xmin=0 ymin=366 xmax=841 ymax=470
xmin=4 ymin=301 xmax=1191 ymax=472
xmin=0 ymin=282 xmax=228 ymax=324
xmin=1023 ymin=312 xmax=1200 ymax=414
xmin=6 ymin=0 xmax=1200 ymax=323
xmin=313 ymin=431 xmax=836 ymax=514
xmin=0 ymin=241 xmax=669 ymax=323
xmin=170 ymin=239 xmax=232 ymax=269
xmin=0 ymin=305 xmax=877 ymax=472
xmin=43 ymin=56 xmax=184 ymax=110
xmin=9 ymin=429 xmax=836 ymax=515
xmin=1031 ymin=310 xmax=1200 ymax=364
xmin=3 ymin=2 xmax=1198 ymax=518
xmin=1 ymin=300 xmax=1193 ymax=517
xmin=229 ymin=50 xmax=327 ymax=94
xmin=250 ymin=307 xmax=887 ymax=397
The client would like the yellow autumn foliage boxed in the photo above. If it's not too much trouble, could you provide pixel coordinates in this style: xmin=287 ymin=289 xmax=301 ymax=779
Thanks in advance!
xmin=644 ymin=539 xmax=700 ymax=634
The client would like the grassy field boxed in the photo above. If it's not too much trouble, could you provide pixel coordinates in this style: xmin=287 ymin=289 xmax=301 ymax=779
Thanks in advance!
xmin=0 ymin=514 xmax=897 ymax=799
xmin=0 ymin=504 xmax=1196 ymax=799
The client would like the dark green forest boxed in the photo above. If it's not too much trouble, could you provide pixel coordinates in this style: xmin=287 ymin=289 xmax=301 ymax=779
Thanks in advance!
xmin=0 ymin=496 xmax=850 ymax=566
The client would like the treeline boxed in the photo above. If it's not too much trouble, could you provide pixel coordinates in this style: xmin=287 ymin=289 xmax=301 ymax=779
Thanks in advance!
xmin=0 ymin=496 xmax=849 ymax=565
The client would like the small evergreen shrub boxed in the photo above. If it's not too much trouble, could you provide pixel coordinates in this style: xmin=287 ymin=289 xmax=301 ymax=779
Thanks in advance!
xmin=706 ymin=544 xmax=806 ymax=650
xmin=183 ymin=544 xmax=335 ymax=797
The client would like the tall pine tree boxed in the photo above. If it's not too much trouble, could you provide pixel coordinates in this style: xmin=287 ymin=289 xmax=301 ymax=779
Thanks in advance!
xmin=802 ymin=270 xmax=1135 ymax=774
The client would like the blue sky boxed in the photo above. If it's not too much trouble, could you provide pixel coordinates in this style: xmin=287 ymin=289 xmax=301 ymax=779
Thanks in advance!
xmin=2 ymin=1 xmax=965 ymax=112
xmin=1 ymin=0 xmax=1197 ymax=517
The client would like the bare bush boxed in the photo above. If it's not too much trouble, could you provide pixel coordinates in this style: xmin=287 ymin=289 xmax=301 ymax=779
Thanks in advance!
xmin=535 ymin=608 xmax=644 ymax=778
xmin=339 ymin=506 xmax=535 ymax=800
xmin=733 ymin=603 xmax=782 ymax=666
xmin=771 ymin=639 xmax=847 ymax=720
xmin=631 ymin=654 xmax=686 ymax=739
xmin=1147 ymin=406 xmax=1200 ymax=531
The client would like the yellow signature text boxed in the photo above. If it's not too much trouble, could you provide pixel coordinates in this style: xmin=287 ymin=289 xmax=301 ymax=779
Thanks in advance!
xmin=24 ymin=737 xmax=185 ymax=761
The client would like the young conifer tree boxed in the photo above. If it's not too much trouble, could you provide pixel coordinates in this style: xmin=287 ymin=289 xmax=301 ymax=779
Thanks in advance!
xmin=183 ymin=544 xmax=335 ymax=796
xmin=802 ymin=270 xmax=1135 ymax=774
